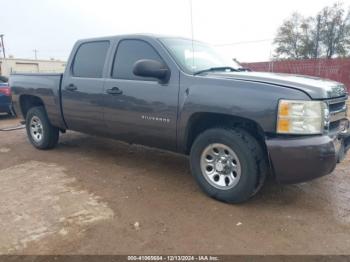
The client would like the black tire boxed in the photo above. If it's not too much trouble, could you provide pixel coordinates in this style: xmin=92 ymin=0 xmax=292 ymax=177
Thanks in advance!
xmin=26 ymin=106 xmax=59 ymax=149
xmin=190 ymin=127 xmax=266 ymax=203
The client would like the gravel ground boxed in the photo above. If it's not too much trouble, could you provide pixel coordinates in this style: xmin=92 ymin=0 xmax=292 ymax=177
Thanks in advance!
xmin=0 ymin=114 xmax=350 ymax=255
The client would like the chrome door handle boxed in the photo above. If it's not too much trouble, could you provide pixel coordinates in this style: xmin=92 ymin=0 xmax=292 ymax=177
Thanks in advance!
xmin=106 ymin=87 xmax=123 ymax=95
xmin=65 ymin=84 xmax=77 ymax=91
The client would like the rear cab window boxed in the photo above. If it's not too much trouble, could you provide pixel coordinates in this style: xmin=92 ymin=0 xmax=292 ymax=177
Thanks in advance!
xmin=72 ymin=41 xmax=110 ymax=78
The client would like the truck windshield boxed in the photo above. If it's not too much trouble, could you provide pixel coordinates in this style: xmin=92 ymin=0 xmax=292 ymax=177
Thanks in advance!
xmin=160 ymin=38 xmax=242 ymax=75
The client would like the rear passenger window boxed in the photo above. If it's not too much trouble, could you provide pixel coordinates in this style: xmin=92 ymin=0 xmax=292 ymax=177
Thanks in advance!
xmin=72 ymin=41 xmax=109 ymax=78
xmin=112 ymin=39 xmax=163 ymax=80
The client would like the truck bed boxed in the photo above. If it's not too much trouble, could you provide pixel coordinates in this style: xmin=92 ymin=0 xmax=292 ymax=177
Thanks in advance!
xmin=10 ymin=73 xmax=66 ymax=129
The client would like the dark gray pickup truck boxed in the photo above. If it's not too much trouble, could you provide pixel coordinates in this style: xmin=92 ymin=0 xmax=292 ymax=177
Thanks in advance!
xmin=10 ymin=34 xmax=350 ymax=203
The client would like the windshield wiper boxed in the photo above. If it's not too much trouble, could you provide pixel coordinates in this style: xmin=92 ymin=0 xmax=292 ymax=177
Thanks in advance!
xmin=193 ymin=66 xmax=239 ymax=75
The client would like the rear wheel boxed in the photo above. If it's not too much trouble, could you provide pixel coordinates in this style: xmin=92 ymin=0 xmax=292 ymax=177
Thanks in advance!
xmin=190 ymin=127 xmax=266 ymax=203
xmin=26 ymin=106 xmax=59 ymax=149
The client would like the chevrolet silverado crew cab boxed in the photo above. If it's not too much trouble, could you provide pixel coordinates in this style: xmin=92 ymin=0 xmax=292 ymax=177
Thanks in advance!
xmin=10 ymin=34 xmax=350 ymax=203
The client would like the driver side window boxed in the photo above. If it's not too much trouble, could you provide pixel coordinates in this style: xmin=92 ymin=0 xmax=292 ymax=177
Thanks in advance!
xmin=112 ymin=39 xmax=164 ymax=81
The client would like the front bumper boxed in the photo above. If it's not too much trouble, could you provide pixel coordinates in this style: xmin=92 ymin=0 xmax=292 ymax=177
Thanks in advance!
xmin=266 ymin=131 xmax=350 ymax=184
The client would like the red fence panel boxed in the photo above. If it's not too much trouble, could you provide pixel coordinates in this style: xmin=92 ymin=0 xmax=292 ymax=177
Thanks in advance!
xmin=242 ymin=58 xmax=350 ymax=93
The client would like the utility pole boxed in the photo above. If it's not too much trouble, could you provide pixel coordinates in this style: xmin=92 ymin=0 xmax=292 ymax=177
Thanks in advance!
xmin=189 ymin=0 xmax=195 ymax=70
xmin=0 ymin=34 xmax=6 ymax=58
xmin=33 ymin=49 xmax=38 ymax=60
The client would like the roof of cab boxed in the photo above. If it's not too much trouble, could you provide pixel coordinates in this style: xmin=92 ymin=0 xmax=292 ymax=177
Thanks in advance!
xmin=76 ymin=33 xmax=192 ymax=43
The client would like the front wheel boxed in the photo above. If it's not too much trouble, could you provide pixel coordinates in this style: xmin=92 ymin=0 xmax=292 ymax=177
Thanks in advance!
xmin=190 ymin=127 xmax=266 ymax=203
xmin=26 ymin=106 xmax=59 ymax=149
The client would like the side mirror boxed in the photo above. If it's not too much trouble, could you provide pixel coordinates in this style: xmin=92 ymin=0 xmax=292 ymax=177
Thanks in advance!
xmin=133 ymin=59 xmax=170 ymax=83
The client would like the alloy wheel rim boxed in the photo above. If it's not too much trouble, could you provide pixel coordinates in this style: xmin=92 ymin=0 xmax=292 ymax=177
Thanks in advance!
xmin=30 ymin=116 xmax=44 ymax=143
xmin=200 ymin=143 xmax=241 ymax=190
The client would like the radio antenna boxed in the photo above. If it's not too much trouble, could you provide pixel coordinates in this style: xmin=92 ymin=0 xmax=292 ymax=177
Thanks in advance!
xmin=189 ymin=0 xmax=195 ymax=73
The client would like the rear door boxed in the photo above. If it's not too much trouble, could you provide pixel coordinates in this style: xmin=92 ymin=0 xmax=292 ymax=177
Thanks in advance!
xmin=103 ymin=38 xmax=179 ymax=150
xmin=61 ymin=40 xmax=110 ymax=133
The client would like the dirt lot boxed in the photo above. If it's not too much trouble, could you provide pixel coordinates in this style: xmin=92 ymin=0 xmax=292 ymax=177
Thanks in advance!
xmin=0 ymin=114 xmax=350 ymax=255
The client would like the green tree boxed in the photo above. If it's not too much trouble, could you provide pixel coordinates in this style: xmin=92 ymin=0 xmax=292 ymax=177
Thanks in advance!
xmin=320 ymin=3 xmax=350 ymax=58
xmin=274 ymin=2 xmax=350 ymax=59
xmin=274 ymin=13 xmax=307 ymax=59
xmin=309 ymin=14 xmax=323 ymax=58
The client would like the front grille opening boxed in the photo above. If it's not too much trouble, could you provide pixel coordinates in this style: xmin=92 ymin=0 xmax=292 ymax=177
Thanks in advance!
xmin=329 ymin=101 xmax=346 ymax=112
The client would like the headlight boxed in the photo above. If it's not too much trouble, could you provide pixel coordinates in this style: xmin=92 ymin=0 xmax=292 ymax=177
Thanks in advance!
xmin=277 ymin=100 xmax=326 ymax=134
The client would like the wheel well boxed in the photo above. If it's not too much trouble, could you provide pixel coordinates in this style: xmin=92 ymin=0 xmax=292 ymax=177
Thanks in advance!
xmin=185 ymin=112 xmax=267 ymax=154
xmin=19 ymin=95 xmax=44 ymax=118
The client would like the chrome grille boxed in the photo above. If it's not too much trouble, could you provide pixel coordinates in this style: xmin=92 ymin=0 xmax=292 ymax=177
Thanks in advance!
xmin=326 ymin=96 xmax=348 ymax=132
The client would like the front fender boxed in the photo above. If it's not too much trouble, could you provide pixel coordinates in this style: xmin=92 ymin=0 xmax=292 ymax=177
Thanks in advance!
xmin=176 ymin=75 xmax=310 ymax=152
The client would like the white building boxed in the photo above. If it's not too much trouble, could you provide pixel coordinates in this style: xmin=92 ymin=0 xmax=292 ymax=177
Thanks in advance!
xmin=0 ymin=58 xmax=66 ymax=77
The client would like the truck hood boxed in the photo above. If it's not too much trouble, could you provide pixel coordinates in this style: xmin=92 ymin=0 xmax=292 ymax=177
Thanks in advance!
xmin=207 ymin=71 xmax=348 ymax=99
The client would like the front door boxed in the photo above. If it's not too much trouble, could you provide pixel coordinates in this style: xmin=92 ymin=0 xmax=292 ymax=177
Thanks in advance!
xmin=61 ymin=40 xmax=110 ymax=133
xmin=103 ymin=39 xmax=179 ymax=150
